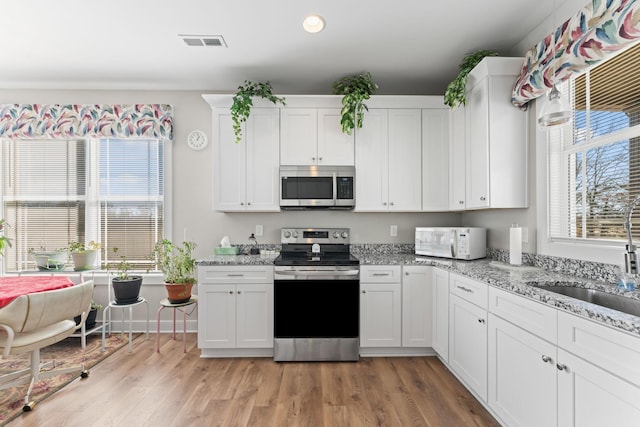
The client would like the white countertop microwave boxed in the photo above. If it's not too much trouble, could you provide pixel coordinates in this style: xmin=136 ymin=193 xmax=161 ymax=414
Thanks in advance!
xmin=415 ymin=227 xmax=486 ymax=260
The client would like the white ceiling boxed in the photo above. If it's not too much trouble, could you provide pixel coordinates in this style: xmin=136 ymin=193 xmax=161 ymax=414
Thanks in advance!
xmin=0 ymin=0 xmax=556 ymax=95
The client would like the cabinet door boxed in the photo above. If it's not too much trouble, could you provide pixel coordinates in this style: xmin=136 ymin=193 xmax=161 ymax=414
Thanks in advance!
xmin=488 ymin=314 xmax=557 ymax=427
xmin=317 ymin=108 xmax=354 ymax=165
xmin=388 ymin=109 xmax=422 ymax=211
xmin=360 ymin=282 xmax=401 ymax=347
xmin=466 ymin=79 xmax=490 ymax=209
xmin=213 ymin=110 xmax=247 ymax=211
xmin=280 ymin=108 xmax=318 ymax=165
xmin=422 ymin=109 xmax=449 ymax=211
xmin=402 ymin=266 xmax=432 ymax=347
xmin=432 ymin=268 xmax=449 ymax=360
xmin=449 ymin=294 xmax=488 ymax=401
xmin=197 ymin=284 xmax=236 ymax=348
xmin=236 ymin=283 xmax=273 ymax=348
xmin=355 ymin=109 xmax=389 ymax=211
xmin=449 ymin=106 xmax=466 ymax=210
xmin=245 ymin=108 xmax=280 ymax=211
xmin=557 ymin=348 xmax=640 ymax=427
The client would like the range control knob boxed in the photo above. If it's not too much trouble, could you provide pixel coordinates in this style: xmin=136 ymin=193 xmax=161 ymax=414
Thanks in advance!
xmin=283 ymin=231 xmax=291 ymax=238
xmin=333 ymin=231 xmax=340 ymax=238
xmin=292 ymin=231 xmax=299 ymax=238
xmin=341 ymin=231 xmax=348 ymax=239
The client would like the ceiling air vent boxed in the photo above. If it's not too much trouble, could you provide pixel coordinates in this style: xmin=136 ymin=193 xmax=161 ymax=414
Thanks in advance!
xmin=179 ymin=35 xmax=227 ymax=48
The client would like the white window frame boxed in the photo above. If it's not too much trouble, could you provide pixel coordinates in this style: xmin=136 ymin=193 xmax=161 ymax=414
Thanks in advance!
xmin=536 ymin=101 xmax=627 ymax=266
xmin=0 ymin=137 xmax=173 ymax=274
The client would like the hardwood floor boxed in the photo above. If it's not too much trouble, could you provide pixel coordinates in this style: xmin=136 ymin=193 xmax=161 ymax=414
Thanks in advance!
xmin=7 ymin=334 xmax=500 ymax=427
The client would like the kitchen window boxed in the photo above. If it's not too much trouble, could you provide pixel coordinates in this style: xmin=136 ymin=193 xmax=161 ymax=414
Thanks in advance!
xmin=1 ymin=138 xmax=165 ymax=273
xmin=547 ymin=41 xmax=640 ymax=251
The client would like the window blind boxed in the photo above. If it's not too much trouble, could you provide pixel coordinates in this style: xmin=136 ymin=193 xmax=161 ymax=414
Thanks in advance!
xmin=549 ymin=41 xmax=640 ymax=244
xmin=2 ymin=138 xmax=164 ymax=272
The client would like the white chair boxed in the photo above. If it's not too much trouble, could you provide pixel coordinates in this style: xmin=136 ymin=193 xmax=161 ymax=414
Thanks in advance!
xmin=0 ymin=280 xmax=95 ymax=412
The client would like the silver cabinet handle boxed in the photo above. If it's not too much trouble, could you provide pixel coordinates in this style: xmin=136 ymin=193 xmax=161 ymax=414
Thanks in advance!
xmin=478 ymin=318 xmax=485 ymax=324
xmin=541 ymin=355 xmax=552 ymax=363
xmin=372 ymin=273 xmax=390 ymax=276
xmin=227 ymin=274 xmax=244 ymax=277
xmin=556 ymin=363 xmax=568 ymax=371
xmin=457 ymin=285 xmax=474 ymax=293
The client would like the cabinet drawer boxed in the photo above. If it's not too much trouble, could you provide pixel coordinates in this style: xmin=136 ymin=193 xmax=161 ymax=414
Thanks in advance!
xmin=450 ymin=273 xmax=488 ymax=309
xmin=198 ymin=266 xmax=273 ymax=284
xmin=361 ymin=265 xmax=402 ymax=283
xmin=489 ymin=287 xmax=557 ymax=344
xmin=558 ymin=311 xmax=640 ymax=386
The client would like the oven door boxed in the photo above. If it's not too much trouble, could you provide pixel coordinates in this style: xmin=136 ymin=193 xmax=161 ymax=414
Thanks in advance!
xmin=273 ymin=267 xmax=360 ymax=361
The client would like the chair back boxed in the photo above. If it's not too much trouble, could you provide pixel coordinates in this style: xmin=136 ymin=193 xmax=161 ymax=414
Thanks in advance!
xmin=0 ymin=280 xmax=94 ymax=333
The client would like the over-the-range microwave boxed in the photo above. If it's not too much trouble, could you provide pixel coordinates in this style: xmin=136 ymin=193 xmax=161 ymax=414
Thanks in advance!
xmin=415 ymin=227 xmax=486 ymax=260
xmin=279 ymin=165 xmax=355 ymax=210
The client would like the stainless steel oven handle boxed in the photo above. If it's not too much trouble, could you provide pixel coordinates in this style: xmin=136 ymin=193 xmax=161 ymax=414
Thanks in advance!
xmin=275 ymin=269 xmax=360 ymax=277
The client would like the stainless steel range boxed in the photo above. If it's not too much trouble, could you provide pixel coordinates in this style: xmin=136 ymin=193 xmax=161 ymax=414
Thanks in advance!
xmin=273 ymin=227 xmax=360 ymax=362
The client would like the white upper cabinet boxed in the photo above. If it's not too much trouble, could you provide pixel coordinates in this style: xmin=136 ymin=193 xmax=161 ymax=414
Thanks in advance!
xmin=464 ymin=57 xmax=528 ymax=210
xmin=355 ymin=108 xmax=422 ymax=211
xmin=449 ymin=106 xmax=466 ymax=210
xmin=280 ymin=108 xmax=354 ymax=166
xmin=422 ymin=108 xmax=450 ymax=211
xmin=212 ymin=108 xmax=280 ymax=211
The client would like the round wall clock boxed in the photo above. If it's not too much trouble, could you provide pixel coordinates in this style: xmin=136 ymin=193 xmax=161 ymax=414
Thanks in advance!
xmin=187 ymin=130 xmax=208 ymax=150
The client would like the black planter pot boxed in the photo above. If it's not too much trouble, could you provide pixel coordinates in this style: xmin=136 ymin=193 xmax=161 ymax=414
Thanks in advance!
xmin=75 ymin=308 xmax=98 ymax=329
xmin=112 ymin=275 xmax=143 ymax=304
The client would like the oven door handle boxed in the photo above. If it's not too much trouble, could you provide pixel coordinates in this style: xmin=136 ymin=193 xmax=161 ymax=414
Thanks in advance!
xmin=275 ymin=269 xmax=360 ymax=277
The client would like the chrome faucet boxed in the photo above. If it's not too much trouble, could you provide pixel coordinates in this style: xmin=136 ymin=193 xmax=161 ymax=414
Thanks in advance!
xmin=623 ymin=195 xmax=640 ymax=274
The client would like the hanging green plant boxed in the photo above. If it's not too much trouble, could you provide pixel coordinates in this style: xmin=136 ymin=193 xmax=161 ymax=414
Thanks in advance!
xmin=333 ymin=71 xmax=378 ymax=135
xmin=443 ymin=50 xmax=499 ymax=109
xmin=230 ymin=80 xmax=286 ymax=143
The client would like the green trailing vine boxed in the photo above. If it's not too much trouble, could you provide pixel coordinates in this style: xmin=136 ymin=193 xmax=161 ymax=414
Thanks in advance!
xmin=443 ymin=50 xmax=499 ymax=109
xmin=230 ymin=80 xmax=286 ymax=143
xmin=333 ymin=71 xmax=378 ymax=135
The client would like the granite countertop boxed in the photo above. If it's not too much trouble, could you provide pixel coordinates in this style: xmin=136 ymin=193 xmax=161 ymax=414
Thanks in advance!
xmin=197 ymin=253 xmax=640 ymax=338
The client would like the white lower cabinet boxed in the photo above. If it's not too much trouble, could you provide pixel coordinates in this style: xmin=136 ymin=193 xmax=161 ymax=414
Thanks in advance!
xmin=449 ymin=293 xmax=488 ymax=402
xmin=360 ymin=266 xmax=402 ymax=348
xmin=402 ymin=265 xmax=432 ymax=347
xmin=488 ymin=313 xmax=557 ymax=427
xmin=360 ymin=265 xmax=433 ymax=353
xmin=197 ymin=266 xmax=273 ymax=356
xmin=487 ymin=286 xmax=640 ymax=427
xmin=431 ymin=267 xmax=449 ymax=360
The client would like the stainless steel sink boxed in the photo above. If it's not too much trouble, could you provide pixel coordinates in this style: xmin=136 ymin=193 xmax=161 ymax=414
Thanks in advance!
xmin=534 ymin=285 xmax=640 ymax=317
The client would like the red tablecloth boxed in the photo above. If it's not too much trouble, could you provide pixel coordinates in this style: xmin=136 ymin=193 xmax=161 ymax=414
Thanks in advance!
xmin=0 ymin=276 xmax=74 ymax=308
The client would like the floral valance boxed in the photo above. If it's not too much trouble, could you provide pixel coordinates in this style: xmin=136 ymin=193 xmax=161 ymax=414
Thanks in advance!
xmin=512 ymin=0 xmax=640 ymax=109
xmin=0 ymin=104 xmax=173 ymax=140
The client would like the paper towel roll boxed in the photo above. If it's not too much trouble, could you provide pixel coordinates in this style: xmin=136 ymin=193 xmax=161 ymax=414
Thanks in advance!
xmin=510 ymin=226 xmax=522 ymax=265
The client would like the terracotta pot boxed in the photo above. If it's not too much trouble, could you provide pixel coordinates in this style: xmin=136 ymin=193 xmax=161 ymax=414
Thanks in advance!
xmin=165 ymin=282 xmax=194 ymax=304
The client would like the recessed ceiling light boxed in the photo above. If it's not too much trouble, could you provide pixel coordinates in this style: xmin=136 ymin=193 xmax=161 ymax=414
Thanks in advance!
xmin=303 ymin=14 xmax=325 ymax=33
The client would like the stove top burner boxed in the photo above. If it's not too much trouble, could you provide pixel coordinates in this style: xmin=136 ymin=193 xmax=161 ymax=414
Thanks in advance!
xmin=276 ymin=227 xmax=358 ymax=267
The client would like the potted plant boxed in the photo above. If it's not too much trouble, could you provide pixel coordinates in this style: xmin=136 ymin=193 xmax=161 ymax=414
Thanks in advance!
xmin=0 ymin=219 xmax=12 ymax=258
xmin=152 ymin=239 xmax=197 ymax=303
xmin=74 ymin=300 xmax=102 ymax=329
xmin=332 ymin=71 xmax=378 ymax=135
xmin=68 ymin=240 xmax=101 ymax=271
xmin=28 ymin=246 xmax=67 ymax=271
xmin=110 ymin=247 xmax=143 ymax=304
xmin=443 ymin=49 xmax=499 ymax=108
xmin=230 ymin=80 xmax=286 ymax=143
